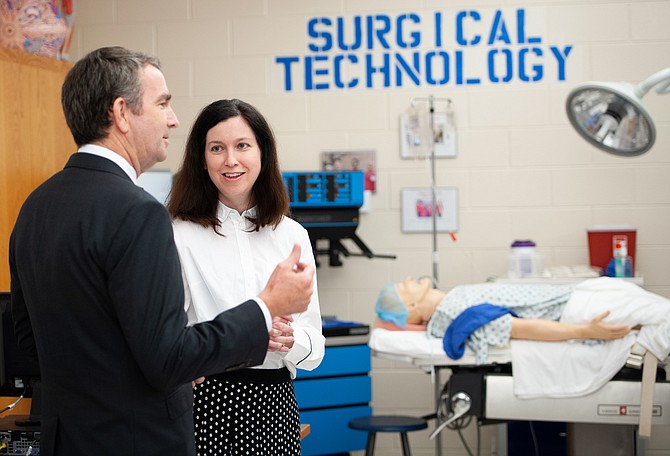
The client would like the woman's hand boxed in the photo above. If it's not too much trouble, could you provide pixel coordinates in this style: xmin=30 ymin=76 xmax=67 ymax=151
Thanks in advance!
xmin=267 ymin=315 xmax=295 ymax=352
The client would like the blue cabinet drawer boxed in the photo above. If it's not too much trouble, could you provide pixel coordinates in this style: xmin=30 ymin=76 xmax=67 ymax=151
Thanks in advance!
xmin=296 ymin=344 xmax=371 ymax=379
xmin=295 ymin=374 xmax=371 ymax=409
xmin=300 ymin=405 xmax=372 ymax=456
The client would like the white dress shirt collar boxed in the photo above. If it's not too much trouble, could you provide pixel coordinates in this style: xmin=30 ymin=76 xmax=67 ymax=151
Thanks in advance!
xmin=78 ymin=144 xmax=138 ymax=183
xmin=216 ymin=201 xmax=257 ymax=226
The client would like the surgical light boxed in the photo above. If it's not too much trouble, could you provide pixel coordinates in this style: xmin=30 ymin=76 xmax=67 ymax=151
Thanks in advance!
xmin=566 ymin=67 xmax=670 ymax=157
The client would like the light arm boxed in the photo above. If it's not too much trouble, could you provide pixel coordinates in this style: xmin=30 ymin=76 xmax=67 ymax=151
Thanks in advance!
xmin=636 ymin=67 xmax=670 ymax=97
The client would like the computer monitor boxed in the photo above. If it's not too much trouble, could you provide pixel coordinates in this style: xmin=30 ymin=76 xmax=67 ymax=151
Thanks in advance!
xmin=136 ymin=169 xmax=172 ymax=205
xmin=0 ymin=292 xmax=42 ymax=426
xmin=0 ymin=292 xmax=41 ymax=402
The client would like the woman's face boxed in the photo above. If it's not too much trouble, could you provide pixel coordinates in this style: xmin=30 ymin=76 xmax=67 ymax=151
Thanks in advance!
xmin=204 ymin=116 xmax=261 ymax=213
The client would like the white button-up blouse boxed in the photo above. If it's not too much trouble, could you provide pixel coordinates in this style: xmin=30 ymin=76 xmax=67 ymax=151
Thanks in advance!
xmin=172 ymin=202 xmax=325 ymax=377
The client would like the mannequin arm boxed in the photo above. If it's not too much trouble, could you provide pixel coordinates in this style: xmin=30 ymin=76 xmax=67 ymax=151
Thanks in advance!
xmin=510 ymin=311 xmax=632 ymax=341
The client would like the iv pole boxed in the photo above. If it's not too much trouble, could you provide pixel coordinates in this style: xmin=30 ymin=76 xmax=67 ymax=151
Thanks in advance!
xmin=410 ymin=95 xmax=451 ymax=286
xmin=409 ymin=94 xmax=452 ymax=456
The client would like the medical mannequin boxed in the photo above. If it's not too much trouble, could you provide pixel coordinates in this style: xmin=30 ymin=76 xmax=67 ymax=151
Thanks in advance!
xmin=376 ymin=277 xmax=633 ymax=342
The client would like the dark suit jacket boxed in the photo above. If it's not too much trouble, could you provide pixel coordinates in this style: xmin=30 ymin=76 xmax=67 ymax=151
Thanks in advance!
xmin=8 ymin=153 xmax=269 ymax=456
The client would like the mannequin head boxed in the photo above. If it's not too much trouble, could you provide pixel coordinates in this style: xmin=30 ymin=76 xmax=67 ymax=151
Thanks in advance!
xmin=375 ymin=277 xmax=445 ymax=327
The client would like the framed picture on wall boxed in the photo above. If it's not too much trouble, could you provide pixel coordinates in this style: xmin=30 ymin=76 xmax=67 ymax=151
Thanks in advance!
xmin=401 ymin=187 xmax=458 ymax=233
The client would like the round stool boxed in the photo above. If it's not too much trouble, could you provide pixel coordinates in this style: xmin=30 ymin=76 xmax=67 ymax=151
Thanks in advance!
xmin=348 ymin=415 xmax=428 ymax=456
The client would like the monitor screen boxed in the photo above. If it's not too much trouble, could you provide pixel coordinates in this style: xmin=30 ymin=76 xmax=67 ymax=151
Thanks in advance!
xmin=0 ymin=292 xmax=40 ymax=393
xmin=136 ymin=170 xmax=172 ymax=205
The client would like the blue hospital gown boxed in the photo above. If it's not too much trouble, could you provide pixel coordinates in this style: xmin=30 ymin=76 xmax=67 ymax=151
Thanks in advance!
xmin=426 ymin=283 xmax=576 ymax=364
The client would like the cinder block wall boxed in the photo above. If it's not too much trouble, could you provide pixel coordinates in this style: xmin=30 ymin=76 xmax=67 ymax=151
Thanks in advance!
xmin=70 ymin=1 xmax=670 ymax=454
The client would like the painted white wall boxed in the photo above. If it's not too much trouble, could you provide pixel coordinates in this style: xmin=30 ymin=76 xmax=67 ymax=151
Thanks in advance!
xmin=69 ymin=1 xmax=670 ymax=454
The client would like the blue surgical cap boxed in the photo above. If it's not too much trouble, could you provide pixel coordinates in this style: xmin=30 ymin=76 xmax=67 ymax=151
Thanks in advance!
xmin=375 ymin=283 xmax=408 ymax=327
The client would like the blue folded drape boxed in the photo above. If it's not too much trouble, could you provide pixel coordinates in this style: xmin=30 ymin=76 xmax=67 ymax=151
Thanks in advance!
xmin=443 ymin=303 xmax=519 ymax=359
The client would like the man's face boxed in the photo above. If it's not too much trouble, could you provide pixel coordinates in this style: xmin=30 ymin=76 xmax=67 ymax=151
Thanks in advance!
xmin=130 ymin=65 xmax=179 ymax=173
xmin=397 ymin=277 xmax=433 ymax=324
xmin=398 ymin=277 xmax=432 ymax=300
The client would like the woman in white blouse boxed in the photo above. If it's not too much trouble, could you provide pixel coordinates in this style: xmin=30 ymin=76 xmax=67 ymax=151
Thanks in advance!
xmin=167 ymin=99 xmax=325 ymax=456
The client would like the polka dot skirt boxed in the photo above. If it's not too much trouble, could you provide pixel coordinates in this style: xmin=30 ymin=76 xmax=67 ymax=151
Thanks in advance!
xmin=193 ymin=367 xmax=301 ymax=456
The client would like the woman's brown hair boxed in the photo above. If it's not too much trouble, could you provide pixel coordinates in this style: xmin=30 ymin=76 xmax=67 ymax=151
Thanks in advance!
xmin=167 ymin=99 xmax=289 ymax=232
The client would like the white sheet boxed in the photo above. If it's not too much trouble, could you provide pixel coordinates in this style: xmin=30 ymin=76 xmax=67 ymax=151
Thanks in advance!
xmin=562 ymin=277 xmax=670 ymax=361
xmin=512 ymin=277 xmax=670 ymax=398
xmin=368 ymin=328 xmax=512 ymax=368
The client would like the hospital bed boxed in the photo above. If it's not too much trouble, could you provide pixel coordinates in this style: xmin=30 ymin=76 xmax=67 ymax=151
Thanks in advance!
xmin=369 ymin=328 xmax=670 ymax=456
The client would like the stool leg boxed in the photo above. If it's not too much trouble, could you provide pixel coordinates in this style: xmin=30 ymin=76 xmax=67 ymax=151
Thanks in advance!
xmin=365 ymin=432 xmax=376 ymax=456
xmin=400 ymin=432 xmax=412 ymax=456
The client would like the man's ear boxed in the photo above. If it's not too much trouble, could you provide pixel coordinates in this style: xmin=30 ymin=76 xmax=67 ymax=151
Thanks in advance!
xmin=111 ymin=97 xmax=131 ymax=134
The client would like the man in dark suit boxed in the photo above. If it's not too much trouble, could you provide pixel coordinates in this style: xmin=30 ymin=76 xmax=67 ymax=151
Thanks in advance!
xmin=8 ymin=46 xmax=314 ymax=456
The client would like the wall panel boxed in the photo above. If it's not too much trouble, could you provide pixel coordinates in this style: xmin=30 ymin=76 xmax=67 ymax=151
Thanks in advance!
xmin=0 ymin=48 xmax=75 ymax=290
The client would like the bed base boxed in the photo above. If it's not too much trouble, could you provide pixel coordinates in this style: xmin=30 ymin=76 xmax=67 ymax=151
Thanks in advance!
xmin=441 ymin=365 xmax=670 ymax=425
xmin=428 ymin=362 xmax=669 ymax=456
